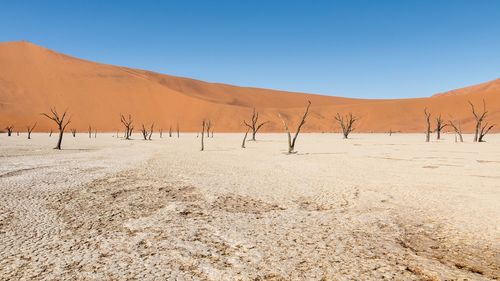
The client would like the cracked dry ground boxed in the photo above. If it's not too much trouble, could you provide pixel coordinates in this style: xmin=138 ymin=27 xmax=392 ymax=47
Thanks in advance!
xmin=0 ymin=135 xmax=499 ymax=280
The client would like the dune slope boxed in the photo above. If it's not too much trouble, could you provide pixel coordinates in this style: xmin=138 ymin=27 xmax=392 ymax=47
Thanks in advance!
xmin=0 ymin=41 xmax=498 ymax=133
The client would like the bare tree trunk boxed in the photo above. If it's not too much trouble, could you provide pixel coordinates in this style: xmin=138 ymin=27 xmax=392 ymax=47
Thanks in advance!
xmin=424 ymin=108 xmax=431 ymax=142
xmin=201 ymin=120 xmax=206 ymax=151
xmin=71 ymin=128 xmax=76 ymax=137
xmin=120 ymin=114 xmax=133 ymax=140
xmin=5 ymin=126 xmax=13 ymax=136
xmin=335 ymin=113 xmax=358 ymax=139
xmin=88 ymin=126 xmax=92 ymax=138
xmin=206 ymin=121 xmax=211 ymax=138
xmin=277 ymin=101 xmax=311 ymax=154
xmin=49 ymin=129 xmax=53 ymax=137
xmin=27 ymin=122 xmax=36 ymax=139
xmin=149 ymin=123 xmax=154 ymax=140
xmin=177 ymin=123 xmax=180 ymax=138
xmin=244 ymin=108 xmax=269 ymax=141
xmin=169 ymin=126 xmax=172 ymax=137
xmin=435 ymin=114 xmax=447 ymax=140
xmin=478 ymin=123 xmax=495 ymax=142
xmin=468 ymin=100 xmax=488 ymax=142
xmin=159 ymin=129 xmax=162 ymax=138
xmin=448 ymin=120 xmax=463 ymax=143
xmin=41 ymin=108 xmax=71 ymax=150
xmin=94 ymin=130 xmax=97 ymax=138
xmin=242 ymin=128 xmax=250 ymax=148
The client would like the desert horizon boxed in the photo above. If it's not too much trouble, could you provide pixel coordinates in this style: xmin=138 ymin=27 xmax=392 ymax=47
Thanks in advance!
xmin=1 ymin=1 xmax=499 ymax=280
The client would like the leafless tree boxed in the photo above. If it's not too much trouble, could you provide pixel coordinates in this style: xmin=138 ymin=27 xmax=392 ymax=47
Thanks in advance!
xmin=71 ymin=128 xmax=76 ymax=137
xmin=120 ymin=114 xmax=133 ymax=140
xmin=41 ymin=107 xmax=71 ymax=150
xmin=244 ymin=108 xmax=269 ymax=141
xmin=141 ymin=123 xmax=154 ymax=140
xmin=88 ymin=125 xmax=92 ymax=138
xmin=205 ymin=120 xmax=212 ymax=137
xmin=335 ymin=113 xmax=358 ymax=139
xmin=478 ymin=123 xmax=495 ymax=142
xmin=201 ymin=119 xmax=206 ymax=151
xmin=434 ymin=114 xmax=447 ymax=140
xmin=211 ymin=128 xmax=214 ymax=138
xmin=94 ymin=130 xmax=97 ymax=138
xmin=241 ymin=127 xmax=250 ymax=148
xmin=27 ymin=122 xmax=36 ymax=139
xmin=159 ymin=128 xmax=163 ymax=138
xmin=49 ymin=129 xmax=53 ymax=137
xmin=149 ymin=123 xmax=154 ymax=140
xmin=169 ymin=126 xmax=172 ymax=137
xmin=424 ymin=108 xmax=431 ymax=142
xmin=468 ymin=100 xmax=488 ymax=142
xmin=177 ymin=123 xmax=180 ymax=138
xmin=5 ymin=125 xmax=14 ymax=136
xmin=448 ymin=119 xmax=463 ymax=142
xmin=277 ymin=100 xmax=311 ymax=154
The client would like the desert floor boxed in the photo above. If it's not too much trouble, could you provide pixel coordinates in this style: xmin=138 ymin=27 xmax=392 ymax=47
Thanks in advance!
xmin=0 ymin=133 xmax=499 ymax=280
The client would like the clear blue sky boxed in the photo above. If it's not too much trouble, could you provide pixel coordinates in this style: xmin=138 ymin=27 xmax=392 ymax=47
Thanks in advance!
xmin=1 ymin=0 xmax=499 ymax=98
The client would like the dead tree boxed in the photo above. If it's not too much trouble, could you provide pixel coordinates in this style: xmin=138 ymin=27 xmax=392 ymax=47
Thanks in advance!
xmin=424 ymin=108 xmax=431 ymax=142
xmin=5 ymin=125 xmax=14 ymax=136
xmin=88 ymin=125 xmax=92 ymax=138
xmin=141 ymin=123 xmax=154 ymax=140
xmin=435 ymin=114 xmax=447 ymax=140
xmin=49 ymin=129 xmax=53 ymax=137
xmin=17 ymin=131 xmax=19 ymax=136
xmin=71 ymin=128 xmax=76 ymax=137
xmin=478 ymin=123 xmax=495 ymax=142
xmin=201 ymin=119 xmax=206 ymax=151
xmin=241 ymin=127 xmax=250 ymax=148
xmin=448 ymin=120 xmax=463 ymax=143
xmin=277 ymin=101 xmax=311 ymax=154
xmin=206 ymin=120 xmax=212 ymax=137
xmin=211 ymin=128 xmax=214 ymax=138
xmin=159 ymin=129 xmax=163 ymax=138
xmin=94 ymin=130 xmax=97 ymax=138
xmin=41 ymin=107 xmax=71 ymax=150
xmin=169 ymin=126 xmax=172 ymax=137
xmin=120 ymin=114 xmax=133 ymax=140
xmin=468 ymin=100 xmax=488 ymax=142
xmin=244 ymin=108 xmax=269 ymax=141
xmin=335 ymin=113 xmax=357 ymax=139
xmin=177 ymin=123 xmax=180 ymax=138
xmin=27 ymin=122 xmax=37 ymax=139
xmin=149 ymin=123 xmax=154 ymax=140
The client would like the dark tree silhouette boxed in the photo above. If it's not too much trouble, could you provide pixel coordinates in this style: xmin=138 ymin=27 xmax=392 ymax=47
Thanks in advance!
xmin=27 ymin=122 xmax=37 ymax=139
xmin=478 ymin=123 xmax=495 ymax=142
xmin=177 ymin=123 xmax=180 ymax=138
xmin=71 ymin=128 xmax=76 ymax=137
xmin=205 ymin=120 xmax=212 ymax=137
xmin=5 ymin=125 xmax=14 ymax=136
xmin=435 ymin=114 xmax=447 ymax=140
xmin=468 ymin=100 xmax=488 ymax=142
xmin=41 ymin=108 xmax=71 ymax=150
xmin=169 ymin=126 xmax=172 ymax=137
xmin=241 ymin=127 xmax=250 ymax=148
xmin=424 ymin=108 xmax=431 ymax=142
xmin=244 ymin=108 xmax=269 ymax=141
xmin=49 ymin=129 xmax=53 ymax=137
xmin=335 ymin=113 xmax=358 ymax=139
xmin=159 ymin=128 xmax=163 ymax=138
xmin=88 ymin=125 xmax=92 ymax=138
xmin=141 ymin=123 xmax=154 ymax=140
xmin=120 ymin=114 xmax=133 ymax=140
xmin=277 ymin=101 xmax=311 ymax=154
xmin=201 ymin=119 xmax=207 ymax=151
xmin=448 ymin=119 xmax=463 ymax=143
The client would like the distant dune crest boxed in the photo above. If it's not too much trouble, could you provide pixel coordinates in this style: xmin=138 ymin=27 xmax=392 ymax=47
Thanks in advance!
xmin=0 ymin=41 xmax=498 ymax=133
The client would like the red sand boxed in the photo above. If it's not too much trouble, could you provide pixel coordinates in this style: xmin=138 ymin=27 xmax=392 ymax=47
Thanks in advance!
xmin=1 ymin=41 xmax=498 ymax=133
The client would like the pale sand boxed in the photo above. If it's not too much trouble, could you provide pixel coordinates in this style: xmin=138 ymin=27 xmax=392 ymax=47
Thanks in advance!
xmin=0 ymin=133 xmax=498 ymax=280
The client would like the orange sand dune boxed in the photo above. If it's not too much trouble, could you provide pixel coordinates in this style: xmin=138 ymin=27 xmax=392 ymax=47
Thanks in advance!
xmin=0 ymin=41 xmax=499 ymax=133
